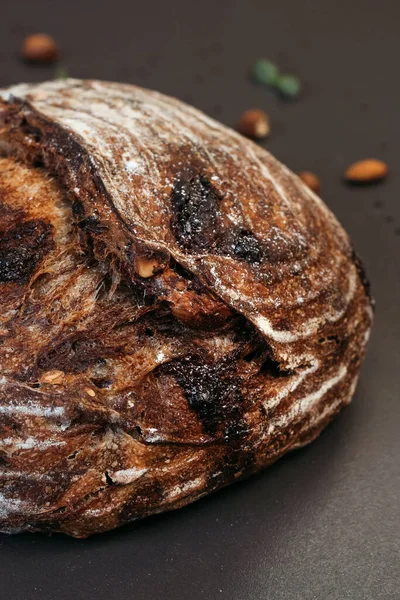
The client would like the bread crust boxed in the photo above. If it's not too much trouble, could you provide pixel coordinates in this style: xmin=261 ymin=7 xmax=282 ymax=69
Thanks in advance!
xmin=0 ymin=80 xmax=372 ymax=537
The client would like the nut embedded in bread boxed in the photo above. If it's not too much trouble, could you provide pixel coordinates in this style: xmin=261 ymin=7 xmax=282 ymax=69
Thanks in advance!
xmin=0 ymin=80 xmax=373 ymax=537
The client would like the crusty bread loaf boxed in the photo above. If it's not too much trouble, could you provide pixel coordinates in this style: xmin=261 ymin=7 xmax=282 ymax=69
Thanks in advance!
xmin=0 ymin=80 xmax=372 ymax=537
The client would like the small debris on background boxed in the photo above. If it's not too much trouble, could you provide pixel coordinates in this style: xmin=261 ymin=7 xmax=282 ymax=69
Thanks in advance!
xmin=22 ymin=34 xmax=59 ymax=63
xmin=54 ymin=66 xmax=69 ymax=80
xmin=345 ymin=159 xmax=388 ymax=183
xmin=251 ymin=58 xmax=301 ymax=99
xmin=237 ymin=109 xmax=270 ymax=139
xmin=298 ymin=171 xmax=321 ymax=194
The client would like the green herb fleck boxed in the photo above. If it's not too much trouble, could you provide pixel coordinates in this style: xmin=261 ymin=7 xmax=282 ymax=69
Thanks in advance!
xmin=250 ymin=58 xmax=302 ymax=100
xmin=251 ymin=59 xmax=279 ymax=86
xmin=276 ymin=74 xmax=301 ymax=98
xmin=54 ymin=66 xmax=69 ymax=80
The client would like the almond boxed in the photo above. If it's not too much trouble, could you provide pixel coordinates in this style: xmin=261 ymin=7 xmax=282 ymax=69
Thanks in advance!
xmin=85 ymin=387 xmax=96 ymax=397
xmin=135 ymin=257 xmax=161 ymax=278
xmin=345 ymin=159 xmax=388 ymax=183
xmin=41 ymin=370 xmax=65 ymax=384
xmin=298 ymin=171 xmax=321 ymax=194
xmin=22 ymin=34 xmax=59 ymax=63
xmin=238 ymin=109 xmax=270 ymax=140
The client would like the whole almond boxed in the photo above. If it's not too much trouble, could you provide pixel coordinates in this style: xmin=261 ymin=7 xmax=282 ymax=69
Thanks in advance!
xmin=345 ymin=159 xmax=388 ymax=183
xmin=238 ymin=109 xmax=270 ymax=139
xmin=298 ymin=171 xmax=321 ymax=194
xmin=22 ymin=34 xmax=59 ymax=63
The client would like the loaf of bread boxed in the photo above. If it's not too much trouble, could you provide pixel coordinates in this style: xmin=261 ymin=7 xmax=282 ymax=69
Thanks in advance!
xmin=0 ymin=80 xmax=372 ymax=537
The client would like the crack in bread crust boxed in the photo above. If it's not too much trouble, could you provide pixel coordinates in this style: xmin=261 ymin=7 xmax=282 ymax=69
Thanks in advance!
xmin=0 ymin=80 xmax=372 ymax=537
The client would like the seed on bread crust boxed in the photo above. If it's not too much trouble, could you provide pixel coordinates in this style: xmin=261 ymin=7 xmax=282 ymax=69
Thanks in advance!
xmin=41 ymin=370 xmax=64 ymax=384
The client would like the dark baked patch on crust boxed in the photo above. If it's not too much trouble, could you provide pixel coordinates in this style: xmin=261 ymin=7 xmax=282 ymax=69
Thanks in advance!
xmin=0 ymin=203 xmax=54 ymax=283
xmin=219 ymin=228 xmax=263 ymax=264
xmin=170 ymin=170 xmax=222 ymax=252
xmin=35 ymin=334 xmax=123 ymax=375
xmin=170 ymin=171 xmax=307 ymax=267
xmin=170 ymin=171 xmax=264 ymax=265
xmin=162 ymin=357 xmax=248 ymax=440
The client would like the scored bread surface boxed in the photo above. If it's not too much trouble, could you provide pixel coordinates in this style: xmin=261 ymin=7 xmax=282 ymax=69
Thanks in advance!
xmin=0 ymin=80 xmax=372 ymax=537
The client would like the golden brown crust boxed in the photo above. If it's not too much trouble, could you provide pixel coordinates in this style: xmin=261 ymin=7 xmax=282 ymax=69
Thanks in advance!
xmin=0 ymin=80 xmax=372 ymax=537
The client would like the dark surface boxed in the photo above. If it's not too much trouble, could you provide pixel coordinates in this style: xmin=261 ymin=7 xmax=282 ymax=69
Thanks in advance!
xmin=0 ymin=1 xmax=399 ymax=598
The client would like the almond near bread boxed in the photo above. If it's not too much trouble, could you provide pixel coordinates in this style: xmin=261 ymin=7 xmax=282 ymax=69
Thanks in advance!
xmin=0 ymin=80 xmax=373 ymax=537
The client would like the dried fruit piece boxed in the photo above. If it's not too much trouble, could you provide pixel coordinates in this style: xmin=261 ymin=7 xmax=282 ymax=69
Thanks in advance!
xmin=298 ymin=171 xmax=321 ymax=194
xmin=135 ymin=257 xmax=160 ymax=278
xmin=22 ymin=34 xmax=59 ymax=63
xmin=345 ymin=159 xmax=388 ymax=183
xmin=41 ymin=370 xmax=65 ymax=384
xmin=237 ymin=109 xmax=270 ymax=140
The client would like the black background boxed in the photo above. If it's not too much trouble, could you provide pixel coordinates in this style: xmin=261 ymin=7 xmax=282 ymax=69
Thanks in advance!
xmin=0 ymin=1 xmax=399 ymax=599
